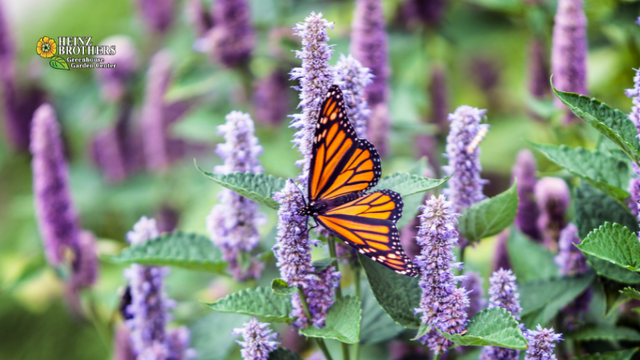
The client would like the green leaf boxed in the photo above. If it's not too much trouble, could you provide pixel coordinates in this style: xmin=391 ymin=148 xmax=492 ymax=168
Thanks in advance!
xmin=299 ymin=295 xmax=362 ymax=344
xmin=413 ymin=323 xmax=431 ymax=341
xmin=507 ymin=228 xmax=558 ymax=282
xmin=268 ymin=348 xmax=303 ymax=360
xmin=108 ymin=232 xmax=226 ymax=272
xmin=271 ymin=279 xmax=298 ymax=296
xmin=312 ymin=258 xmax=336 ymax=273
xmin=569 ymin=349 xmax=638 ymax=360
xmin=601 ymin=277 xmax=628 ymax=317
xmin=621 ymin=286 xmax=640 ymax=300
xmin=458 ymin=182 xmax=519 ymax=242
xmin=577 ymin=223 xmax=640 ymax=272
xmin=196 ymin=163 xmax=286 ymax=209
xmin=358 ymin=254 xmax=421 ymax=329
xmin=584 ymin=253 xmax=640 ymax=284
xmin=359 ymin=278 xmax=404 ymax=344
xmin=396 ymin=192 xmax=426 ymax=230
xmin=552 ymin=86 xmax=640 ymax=162
xmin=372 ymin=172 xmax=451 ymax=197
xmin=566 ymin=325 xmax=640 ymax=342
xmin=574 ymin=183 xmax=638 ymax=240
xmin=532 ymin=144 xmax=631 ymax=201
xmin=204 ymin=287 xmax=294 ymax=323
xmin=189 ymin=312 xmax=249 ymax=360
xmin=49 ymin=56 xmax=70 ymax=70
xmin=440 ymin=307 xmax=527 ymax=349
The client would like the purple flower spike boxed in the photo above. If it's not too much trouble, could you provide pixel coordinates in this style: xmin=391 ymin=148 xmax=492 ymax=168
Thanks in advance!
xmin=91 ymin=126 xmax=128 ymax=183
xmin=186 ymin=0 xmax=214 ymax=37
xmin=30 ymin=104 xmax=81 ymax=265
xmin=69 ymin=230 xmax=99 ymax=290
xmin=206 ymin=0 xmax=255 ymax=68
xmin=233 ymin=318 xmax=279 ymax=360
xmin=350 ymin=0 xmax=390 ymax=155
xmin=480 ymin=268 xmax=522 ymax=360
xmin=534 ymin=177 xmax=569 ymax=250
xmin=512 ymin=150 xmax=541 ymax=241
xmin=294 ymin=266 xmax=341 ymax=328
xmin=551 ymin=0 xmax=587 ymax=124
xmin=207 ymin=111 xmax=265 ymax=281
xmin=136 ymin=0 xmax=174 ymax=33
xmin=95 ymin=36 xmax=137 ymax=103
xmin=335 ymin=54 xmax=373 ymax=139
xmin=414 ymin=195 xmax=469 ymax=353
xmin=290 ymin=12 xmax=335 ymax=188
xmin=114 ymin=325 xmax=136 ymax=360
xmin=167 ymin=327 xmax=198 ymax=360
xmin=626 ymin=68 xmax=640 ymax=136
xmin=524 ymin=325 xmax=563 ymax=360
xmin=462 ymin=271 xmax=485 ymax=319
xmin=528 ymin=38 xmax=550 ymax=99
xmin=429 ymin=65 xmax=449 ymax=134
xmin=492 ymin=230 xmax=512 ymax=272
xmin=253 ymin=70 xmax=289 ymax=126
xmin=443 ymin=106 xmax=489 ymax=214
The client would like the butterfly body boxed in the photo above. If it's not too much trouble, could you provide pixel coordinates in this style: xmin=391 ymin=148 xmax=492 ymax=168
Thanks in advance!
xmin=300 ymin=85 xmax=418 ymax=277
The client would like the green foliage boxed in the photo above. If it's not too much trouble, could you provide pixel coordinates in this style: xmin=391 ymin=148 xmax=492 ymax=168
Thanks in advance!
xmin=311 ymin=258 xmax=336 ymax=273
xmin=397 ymin=192 xmax=426 ymax=230
xmin=577 ymin=223 xmax=640 ymax=272
xmin=109 ymin=232 xmax=226 ymax=272
xmin=204 ymin=287 xmax=294 ymax=323
xmin=621 ymin=287 xmax=640 ymax=300
xmin=565 ymin=325 xmax=640 ymax=342
xmin=271 ymin=279 xmax=298 ymax=296
xmin=49 ymin=56 xmax=70 ymax=70
xmin=440 ymin=307 xmax=527 ymax=349
xmin=359 ymin=278 xmax=405 ymax=344
xmin=458 ymin=181 xmax=518 ymax=242
xmin=601 ymin=278 xmax=628 ymax=317
xmin=574 ymin=183 xmax=638 ymax=240
xmin=584 ymin=254 xmax=640 ymax=284
xmin=190 ymin=312 xmax=248 ymax=360
xmin=268 ymin=348 xmax=303 ymax=360
xmin=569 ymin=349 xmax=638 ymax=360
xmin=507 ymin=228 xmax=558 ymax=282
xmin=358 ymin=254 xmax=421 ymax=329
xmin=372 ymin=172 xmax=451 ymax=197
xmin=299 ymin=295 xmax=362 ymax=344
xmin=532 ymin=144 xmax=631 ymax=201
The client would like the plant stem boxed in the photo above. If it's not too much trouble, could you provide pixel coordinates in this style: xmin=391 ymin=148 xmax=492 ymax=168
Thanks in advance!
xmin=459 ymin=243 xmax=467 ymax=272
xmin=433 ymin=352 xmax=441 ymax=360
xmin=352 ymin=262 xmax=362 ymax=360
xmin=327 ymin=235 xmax=342 ymax=299
xmin=316 ymin=339 xmax=334 ymax=360
xmin=298 ymin=287 xmax=334 ymax=360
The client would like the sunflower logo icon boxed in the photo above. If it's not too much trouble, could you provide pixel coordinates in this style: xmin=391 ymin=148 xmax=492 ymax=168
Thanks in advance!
xmin=36 ymin=36 xmax=57 ymax=58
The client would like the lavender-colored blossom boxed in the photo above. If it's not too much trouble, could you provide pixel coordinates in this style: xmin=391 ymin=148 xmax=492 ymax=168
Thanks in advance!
xmin=69 ymin=230 xmax=99 ymax=290
xmin=471 ymin=58 xmax=500 ymax=93
xmin=0 ymin=1 xmax=21 ymax=151
xmin=95 ymin=36 xmax=137 ymax=103
xmin=429 ymin=64 xmax=449 ymax=134
xmin=91 ymin=126 xmax=128 ymax=183
xmin=411 ymin=0 xmax=447 ymax=28
xmin=492 ymin=229 xmax=512 ymax=272
xmin=253 ymin=70 xmax=289 ymax=126
xmin=186 ymin=0 xmax=214 ymax=37
xmin=293 ymin=266 xmax=340 ymax=328
xmin=442 ymin=106 xmax=489 ymax=214
xmin=551 ymin=0 xmax=587 ymax=124
xmin=528 ymin=38 xmax=550 ymax=99
xmin=289 ymin=12 xmax=335 ymax=188
xmin=334 ymin=54 xmax=373 ymax=139
xmin=626 ymin=70 xmax=640 ymax=225
xmin=513 ymin=150 xmax=541 ymax=241
xmin=232 ymin=318 xmax=279 ymax=360
xmin=114 ymin=325 xmax=136 ymax=360
xmin=524 ymin=325 xmax=563 ymax=360
xmin=30 ymin=104 xmax=81 ymax=265
xmin=535 ymin=177 xmax=569 ymax=250
xmin=167 ymin=327 xmax=197 ymax=360
xmin=351 ymin=0 xmax=390 ymax=155
xmin=136 ymin=0 xmax=174 ymax=33
xmin=206 ymin=0 xmax=255 ymax=68
xmin=626 ymin=68 xmax=640 ymax=137
xmin=388 ymin=341 xmax=426 ymax=360
xmin=155 ymin=206 xmax=180 ymax=234
xmin=462 ymin=271 xmax=485 ymax=319
xmin=480 ymin=268 xmax=522 ymax=360
xmin=414 ymin=195 xmax=469 ymax=353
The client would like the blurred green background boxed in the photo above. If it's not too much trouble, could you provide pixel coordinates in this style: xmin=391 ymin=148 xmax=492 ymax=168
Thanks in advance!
xmin=1 ymin=0 xmax=640 ymax=359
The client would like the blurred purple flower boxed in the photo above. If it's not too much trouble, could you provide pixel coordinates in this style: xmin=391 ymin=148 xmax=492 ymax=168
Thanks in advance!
xmin=524 ymin=325 xmax=563 ymax=360
xmin=429 ymin=64 xmax=449 ymax=134
xmin=91 ymin=125 xmax=128 ymax=183
xmin=155 ymin=205 xmax=180 ymax=234
xmin=206 ymin=111 xmax=265 ymax=281
xmin=480 ymin=268 xmax=522 ymax=360
xmin=30 ymin=104 xmax=80 ymax=266
xmin=351 ymin=0 xmax=390 ymax=155
xmin=626 ymin=67 xmax=640 ymax=134
xmin=512 ymin=149 xmax=541 ymax=241
xmin=94 ymin=36 xmax=137 ymax=103
xmin=294 ymin=266 xmax=340 ymax=328
xmin=471 ymin=58 xmax=500 ymax=93
xmin=136 ymin=0 xmax=174 ymax=33
xmin=114 ymin=325 xmax=136 ymax=360
xmin=335 ymin=54 xmax=372 ymax=139
xmin=69 ymin=230 xmax=99 ymax=290
xmin=443 ymin=106 xmax=489 ymax=214
xmin=551 ymin=0 xmax=587 ymax=124
xmin=186 ymin=0 xmax=214 ymax=37
xmin=290 ymin=12 xmax=335 ymax=188
xmin=528 ymin=38 xmax=550 ymax=99
xmin=534 ymin=177 xmax=569 ymax=250
xmin=626 ymin=73 xmax=640 ymax=224
xmin=462 ymin=271 xmax=485 ymax=319
xmin=253 ymin=70 xmax=289 ymax=126
xmin=388 ymin=341 xmax=426 ymax=360
xmin=167 ymin=327 xmax=197 ymax=360
xmin=492 ymin=229 xmax=512 ymax=272
xmin=206 ymin=0 xmax=255 ymax=67
xmin=411 ymin=0 xmax=447 ymax=28
xmin=414 ymin=195 xmax=469 ymax=353
xmin=400 ymin=215 xmax=422 ymax=260
xmin=232 ymin=318 xmax=279 ymax=360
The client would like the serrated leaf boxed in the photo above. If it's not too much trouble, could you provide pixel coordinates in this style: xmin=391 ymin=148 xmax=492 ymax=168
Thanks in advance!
xmin=108 ymin=232 xmax=226 ymax=272
xmin=358 ymin=254 xmax=421 ymax=329
xmin=552 ymin=86 xmax=640 ymax=162
xmin=566 ymin=325 xmax=640 ymax=342
xmin=413 ymin=323 xmax=431 ymax=341
xmin=271 ymin=279 xmax=298 ymax=296
xmin=204 ymin=287 xmax=294 ymax=323
xmin=577 ymin=223 xmax=640 ymax=272
xmin=569 ymin=349 xmax=638 ymax=360
xmin=268 ymin=348 xmax=303 ymax=360
xmin=359 ymin=278 xmax=404 ymax=344
xmin=440 ymin=307 xmax=527 ymax=349
xmin=574 ymin=183 xmax=638 ymax=240
xmin=190 ymin=312 xmax=249 ymax=360
xmin=601 ymin=277 xmax=627 ymax=317
xmin=196 ymin=163 xmax=286 ymax=209
xmin=458 ymin=182 xmax=519 ymax=242
xmin=584 ymin=253 xmax=640 ymax=284
xmin=507 ymin=228 xmax=558 ymax=282
xmin=312 ymin=258 xmax=336 ymax=273
xmin=621 ymin=286 xmax=640 ymax=300
xmin=532 ymin=144 xmax=631 ymax=201
xmin=49 ymin=56 xmax=70 ymax=70
xmin=299 ymin=295 xmax=362 ymax=344
xmin=372 ymin=172 xmax=451 ymax=197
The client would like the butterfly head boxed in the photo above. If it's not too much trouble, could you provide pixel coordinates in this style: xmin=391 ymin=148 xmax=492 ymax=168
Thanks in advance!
xmin=298 ymin=200 xmax=326 ymax=217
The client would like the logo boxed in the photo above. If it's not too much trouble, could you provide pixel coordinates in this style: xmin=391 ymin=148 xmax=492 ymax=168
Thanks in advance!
xmin=36 ymin=36 xmax=118 ymax=71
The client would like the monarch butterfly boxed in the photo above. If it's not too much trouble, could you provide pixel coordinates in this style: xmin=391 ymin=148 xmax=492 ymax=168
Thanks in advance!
xmin=299 ymin=85 xmax=418 ymax=277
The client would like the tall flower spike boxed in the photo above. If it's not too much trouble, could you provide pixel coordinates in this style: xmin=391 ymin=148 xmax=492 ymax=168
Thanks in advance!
xmin=135 ymin=0 xmax=174 ymax=33
xmin=206 ymin=111 xmax=265 ymax=280
xmin=95 ymin=36 xmax=137 ymax=103
xmin=492 ymin=229 xmax=512 ymax=272
xmin=206 ymin=0 xmax=255 ymax=68
xmin=414 ymin=195 xmax=469 ymax=353
xmin=290 ymin=12 xmax=335 ymax=188
xmin=512 ymin=149 xmax=540 ymax=241
xmin=351 ymin=0 xmax=391 ymax=156
xmin=627 ymin=68 xmax=640 ymax=135
xmin=443 ymin=106 xmax=489 ymax=214
xmin=626 ymin=69 xmax=640 ymax=228
xmin=294 ymin=266 xmax=341 ymax=328
xmin=534 ymin=177 xmax=569 ymax=250
xmin=0 ymin=1 xmax=23 ymax=151
xmin=253 ymin=70 xmax=289 ymax=126
xmin=551 ymin=0 xmax=587 ymax=124
xmin=69 ymin=230 xmax=99 ymax=291
xmin=30 ymin=104 xmax=81 ymax=265
xmin=480 ymin=268 xmax=522 ymax=360
xmin=528 ymin=38 xmax=550 ymax=100
xmin=429 ymin=64 xmax=449 ymax=135
xmin=334 ymin=54 xmax=373 ymax=139
xmin=232 ymin=318 xmax=279 ymax=360
xmin=462 ymin=271 xmax=485 ymax=319
xmin=524 ymin=325 xmax=563 ymax=360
